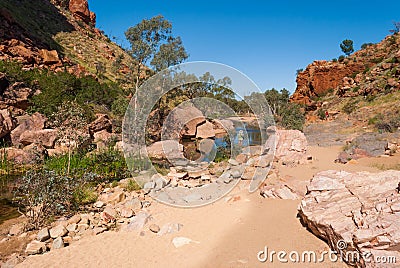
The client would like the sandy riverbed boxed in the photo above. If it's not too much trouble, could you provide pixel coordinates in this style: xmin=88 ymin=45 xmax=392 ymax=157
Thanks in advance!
xmin=16 ymin=145 xmax=398 ymax=268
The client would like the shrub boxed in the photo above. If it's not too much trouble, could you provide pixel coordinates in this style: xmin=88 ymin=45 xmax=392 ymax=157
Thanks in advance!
xmin=338 ymin=55 xmax=345 ymax=62
xmin=124 ymin=179 xmax=141 ymax=192
xmin=111 ymin=95 xmax=130 ymax=117
xmin=280 ymin=103 xmax=305 ymax=130
xmin=361 ymin=43 xmax=374 ymax=49
xmin=342 ymin=100 xmax=358 ymax=114
xmin=317 ymin=109 xmax=326 ymax=120
xmin=13 ymin=170 xmax=99 ymax=229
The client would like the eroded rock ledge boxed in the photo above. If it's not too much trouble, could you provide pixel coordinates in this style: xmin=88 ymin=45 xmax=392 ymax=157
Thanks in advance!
xmin=299 ymin=170 xmax=400 ymax=267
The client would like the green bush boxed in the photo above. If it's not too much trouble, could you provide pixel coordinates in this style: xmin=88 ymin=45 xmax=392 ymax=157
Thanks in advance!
xmin=342 ymin=100 xmax=358 ymax=114
xmin=0 ymin=60 xmax=124 ymax=118
xmin=13 ymin=170 xmax=99 ymax=229
xmin=280 ymin=103 xmax=305 ymax=130
xmin=111 ymin=95 xmax=130 ymax=117
xmin=317 ymin=109 xmax=326 ymax=120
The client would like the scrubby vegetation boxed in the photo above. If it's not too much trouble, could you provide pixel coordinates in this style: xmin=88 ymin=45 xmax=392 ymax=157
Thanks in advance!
xmin=0 ymin=60 xmax=127 ymax=124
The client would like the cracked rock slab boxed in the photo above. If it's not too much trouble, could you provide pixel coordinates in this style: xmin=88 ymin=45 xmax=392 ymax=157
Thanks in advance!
xmin=299 ymin=170 xmax=400 ymax=268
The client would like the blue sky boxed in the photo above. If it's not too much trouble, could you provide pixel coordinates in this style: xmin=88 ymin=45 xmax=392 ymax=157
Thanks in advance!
xmin=89 ymin=0 xmax=400 ymax=93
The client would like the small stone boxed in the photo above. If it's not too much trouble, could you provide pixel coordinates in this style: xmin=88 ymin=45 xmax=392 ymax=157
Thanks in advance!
xmin=77 ymin=224 xmax=89 ymax=232
xmin=66 ymin=223 xmax=77 ymax=232
xmin=143 ymin=181 xmax=156 ymax=194
xmin=124 ymin=198 xmax=142 ymax=211
xmin=93 ymin=227 xmax=107 ymax=235
xmin=120 ymin=207 xmax=134 ymax=218
xmin=172 ymin=237 xmax=199 ymax=248
xmin=94 ymin=201 xmax=104 ymax=208
xmin=9 ymin=224 xmax=24 ymax=236
xmin=52 ymin=237 xmax=64 ymax=250
xmin=49 ymin=225 xmax=67 ymax=238
xmin=68 ymin=214 xmax=81 ymax=225
xmin=37 ymin=227 xmax=50 ymax=242
xmin=25 ymin=241 xmax=46 ymax=255
xmin=103 ymin=206 xmax=117 ymax=218
xmin=228 ymin=159 xmax=239 ymax=166
xmin=149 ymin=224 xmax=160 ymax=233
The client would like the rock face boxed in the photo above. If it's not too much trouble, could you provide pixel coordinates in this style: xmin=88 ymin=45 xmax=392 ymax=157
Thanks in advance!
xmin=291 ymin=61 xmax=366 ymax=107
xmin=299 ymin=170 xmax=400 ymax=268
xmin=291 ymin=35 xmax=400 ymax=110
xmin=69 ymin=0 xmax=95 ymax=25
xmin=0 ymin=81 xmax=34 ymax=110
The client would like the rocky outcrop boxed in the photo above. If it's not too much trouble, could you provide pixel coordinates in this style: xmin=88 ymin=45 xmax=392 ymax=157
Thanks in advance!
xmin=69 ymin=0 xmax=96 ymax=26
xmin=291 ymin=34 xmax=400 ymax=110
xmin=291 ymin=60 xmax=366 ymax=107
xmin=19 ymin=129 xmax=58 ymax=148
xmin=299 ymin=170 xmax=400 ymax=267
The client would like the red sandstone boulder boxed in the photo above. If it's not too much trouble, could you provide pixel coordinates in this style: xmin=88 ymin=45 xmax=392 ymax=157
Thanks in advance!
xmin=69 ymin=0 xmax=95 ymax=25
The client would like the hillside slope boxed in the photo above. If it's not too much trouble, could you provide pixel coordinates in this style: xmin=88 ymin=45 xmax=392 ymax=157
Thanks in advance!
xmin=291 ymin=33 xmax=400 ymax=132
xmin=0 ymin=0 xmax=135 ymax=89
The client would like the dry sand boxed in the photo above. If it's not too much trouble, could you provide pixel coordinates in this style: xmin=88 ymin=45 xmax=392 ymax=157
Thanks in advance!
xmin=17 ymin=146 xmax=398 ymax=268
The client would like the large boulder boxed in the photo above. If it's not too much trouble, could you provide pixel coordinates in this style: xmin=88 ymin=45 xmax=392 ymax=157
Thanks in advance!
xmin=265 ymin=129 xmax=308 ymax=164
xmin=19 ymin=129 xmax=58 ymax=148
xmin=88 ymin=114 xmax=112 ymax=135
xmin=196 ymin=121 xmax=215 ymax=139
xmin=10 ymin=113 xmax=47 ymax=146
xmin=299 ymin=170 xmax=400 ymax=267
xmin=147 ymin=140 xmax=184 ymax=162
xmin=4 ymin=147 xmax=37 ymax=164
xmin=162 ymin=104 xmax=205 ymax=139
xmin=0 ymin=109 xmax=16 ymax=138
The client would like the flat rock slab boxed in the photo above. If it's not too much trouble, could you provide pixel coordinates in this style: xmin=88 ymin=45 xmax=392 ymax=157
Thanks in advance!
xmin=299 ymin=170 xmax=400 ymax=268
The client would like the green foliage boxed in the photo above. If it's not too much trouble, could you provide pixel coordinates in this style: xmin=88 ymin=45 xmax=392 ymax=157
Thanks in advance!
xmin=151 ymin=36 xmax=188 ymax=72
xmin=125 ymin=15 xmax=188 ymax=91
xmin=124 ymin=179 xmax=141 ymax=192
xmin=361 ymin=43 xmax=374 ymax=49
xmin=317 ymin=109 xmax=326 ymax=120
xmin=13 ymin=170 xmax=99 ymax=229
xmin=261 ymin=88 xmax=305 ymax=130
xmin=0 ymin=60 xmax=124 ymax=118
xmin=342 ymin=100 xmax=358 ymax=114
xmin=338 ymin=55 xmax=345 ymax=62
xmin=332 ymin=58 xmax=338 ymax=62
xmin=72 ymin=185 xmax=98 ymax=206
xmin=390 ymin=21 xmax=400 ymax=34
xmin=280 ymin=103 xmax=305 ymax=130
xmin=371 ymin=57 xmax=383 ymax=63
xmin=44 ymin=148 xmax=129 ymax=181
xmin=376 ymin=114 xmax=400 ymax=133
xmin=340 ymin=39 xmax=354 ymax=56
xmin=111 ymin=96 xmax=130 ymax=117
xmin=296 ymin=68 xmax=304 ymax=74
